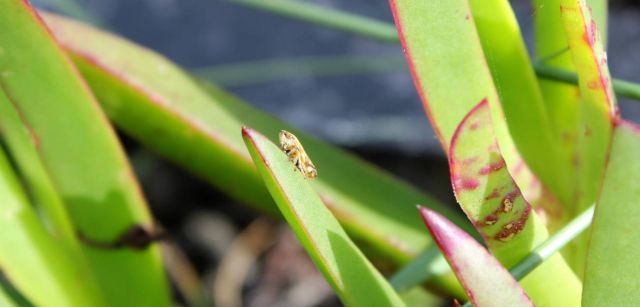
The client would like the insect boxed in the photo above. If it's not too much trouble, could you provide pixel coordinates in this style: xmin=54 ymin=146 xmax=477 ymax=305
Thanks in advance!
xmin=279 ymin=130 xmax=318 ymax=179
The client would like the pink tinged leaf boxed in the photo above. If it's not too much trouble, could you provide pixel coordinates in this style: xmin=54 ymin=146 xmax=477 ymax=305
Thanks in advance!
xmin=418 ymin=207 xmax=534 ymax=307
xmin=560 ymin=0 xmax=617 ymax=117
xmin=449 ymin=100 xmax=533 ymax=245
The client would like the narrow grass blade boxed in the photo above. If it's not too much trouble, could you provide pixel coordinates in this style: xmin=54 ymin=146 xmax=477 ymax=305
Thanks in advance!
xmin=419 ymin=207 xmax=533 ymax=307
xmin=242 ymin=127 xmax=405 ymax=307
xmin=224 ymin=0 xmax=640 ymax=102
xmin=0 ymin=147 xmax=105 ymax=307
xmin=226 ymin=0 xmax=399 ymax=43
xmin=43 ymin=14 xmax=470 ymax=297
xmin=193 ymin=54 xmax=406 ymax=87
xmin=449 ymin=101 xmax=581 ymax=306
xmin=0 ymin=2 xmax=170 ymax=305
xmin=582 ymin=121 xmax=640 ymax=306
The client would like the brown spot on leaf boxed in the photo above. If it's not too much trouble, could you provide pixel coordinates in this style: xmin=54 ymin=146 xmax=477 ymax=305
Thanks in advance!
xmin=584 ymin=126 xmax=592 ymax=136
xmin=494 ymin=206 xmax=531 ymax=242
xmin=479 ymin=159 xmax=506 ymax=175
xmin=484 ymin=188 xmax=501 ymax=201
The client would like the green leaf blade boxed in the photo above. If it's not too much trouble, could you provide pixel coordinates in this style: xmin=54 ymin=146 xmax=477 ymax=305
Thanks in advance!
xmin=470 ymin=0 xmax=573 ymax=209
xmin=449 ymin=101 xmax=581 ymax=306
xmin=582 ymin=121 xmax=640 ymax=306
xmin=0 ymin=148 xmax=105 ymax=307
xmin=0 ymin=3 xmax=170 ymax=306
xmin=558 ymin=0 xmax=617 ymax=275
xmin=242 ymin=127 xmax=405 ymax=307
xmin=43 ymin=13 xmax=470 ymax=290
xmin=418 ymin=206 xmax=533 ymax=307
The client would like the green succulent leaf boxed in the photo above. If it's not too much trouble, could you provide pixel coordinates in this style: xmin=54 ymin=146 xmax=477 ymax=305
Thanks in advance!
xmin=0 ymin=3 xmax=170 ymax=306
xmin=582 ymin=121 xmax=640 ymax=306
xmin=449 ymin=101 xmax=581 ymax=306
xmin=470 ymin=0 xmax=573 ymax=214
xmin=43 ymin=14 xmax=470 ymax=296
xmin=242 ymin=127 xmax=405 ymax=307
xmin=557 ymin=0 xmax=617 ymax=276
xmin=0 ymin=147 xmax=105 ymax=307
xmin=418 ymin=206 xmax=533 ymax=307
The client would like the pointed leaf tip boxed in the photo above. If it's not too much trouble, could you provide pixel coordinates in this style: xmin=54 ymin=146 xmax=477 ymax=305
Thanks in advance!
xmin=417 ymin=206 xmax=534 ymax=307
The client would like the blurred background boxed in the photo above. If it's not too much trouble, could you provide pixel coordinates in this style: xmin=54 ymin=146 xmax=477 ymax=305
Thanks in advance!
xmin=30 ymin=0 xmax=640 ymax=306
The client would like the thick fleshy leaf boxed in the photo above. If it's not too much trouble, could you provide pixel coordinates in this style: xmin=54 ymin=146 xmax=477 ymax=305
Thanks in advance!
xmin=0 ymin=147 xmax=105 ymax=307
xmin=0 ymin=3 xmax=170 ymax=305
xmin=582 ymin=121 xmax=640 ymax=306
xmin=388 ymin=0 xmax=493 ymax=150
xmin=558 ymin=0 xmax=617 ymax=275
xmin=418 ymin=207 xmax=533 ymax=307
xmin=389 ymin=0 xmax=561 ymax=226
xmin=470 ymin=0 xmax=572 ymax=210
xmin=43 ymin=13 xmax=469 ymax=291
xmin=242 ymin=127 xmax=405 ymax=307
xmin=449 ymin=101 xmax=581 ymax=306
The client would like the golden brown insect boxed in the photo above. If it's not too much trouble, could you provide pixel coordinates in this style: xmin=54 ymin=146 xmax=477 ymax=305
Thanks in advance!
xmin=279 ymin=130 xmax=317 ymax=179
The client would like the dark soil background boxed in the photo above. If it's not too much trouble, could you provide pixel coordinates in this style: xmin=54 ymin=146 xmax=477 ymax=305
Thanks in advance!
xmin=31 ymin=0 xmax=640 ymax=306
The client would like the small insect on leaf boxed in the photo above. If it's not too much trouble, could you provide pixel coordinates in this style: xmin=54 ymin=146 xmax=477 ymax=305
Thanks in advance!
xmin=279 ymin=130 xmax=318 ymax=179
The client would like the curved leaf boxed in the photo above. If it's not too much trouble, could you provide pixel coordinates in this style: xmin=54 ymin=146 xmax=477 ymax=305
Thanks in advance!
xmin=418 ymin=206 xmax=533 ymax=307
xmin=583 ymin=121 xmax=640 ymax=306
xmin=0 ymin=2 xmax=170 ymax=305
xmin=242 ymin=127 xmax=405 ymax=307
xmin=449 ymin=101 xmax=581 ymax=306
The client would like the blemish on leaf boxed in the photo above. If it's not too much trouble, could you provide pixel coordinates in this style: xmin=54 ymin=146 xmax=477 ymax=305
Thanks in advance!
xmin=455 ymin=177 xmax=479 ymax=190
xmin=461 ymin=156 xmax=479 ymax=166
xmin=479 ymin=159 xmax=506 ymax=175
xmin=584 ymin=126 xmax=592 ymax=136
xmin=484 ymin=188 xmax=501 ymax=201
xmin=494 ymin=206 xmax=531 ymax=242
xmin=587 ymin=80 xmax=600 ymax=89
xmin=501 ymin=190 xmax=519 ymax=212
xmin=503 ymin=199 xmax=513 ymax=213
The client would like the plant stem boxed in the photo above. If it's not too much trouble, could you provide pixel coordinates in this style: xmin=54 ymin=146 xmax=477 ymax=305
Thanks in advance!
xmin=534 ymin=64 xmax=640 ymax=100
xmin=226 ymin=0 xmax=640 ymax=101
xmin=227 ymin=0 xmax=399 ymax=43
xmin=193 ymin=55 xmax=406 ymax=87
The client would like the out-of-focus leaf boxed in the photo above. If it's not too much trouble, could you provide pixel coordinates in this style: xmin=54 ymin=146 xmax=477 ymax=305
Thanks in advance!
xmin=0 ymin=146 xmax=105 ymax=307
xmin=582 ymin=121 xmax=640 ymax=306
xmin=43 ymin=13 xmax=469 ymax=294
xmin=227 ymin=0 xmax=399 ymax=43
xmin=418 ymin=206 xmax=533 ymax=307
xmin=226 ymin=0 xmax=640 ymax=102
xmin=449 ymin=101 xmax=581 ymax=306
xmin=0 ymin=3 xmax=170 ymax=306
xmin=242 ymin=127 xmax=405 ymax=307
xmin=558 ymin=0 xmax=617 ymax=275
xmin=193 ymin=54 xmax=406 ymax=87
